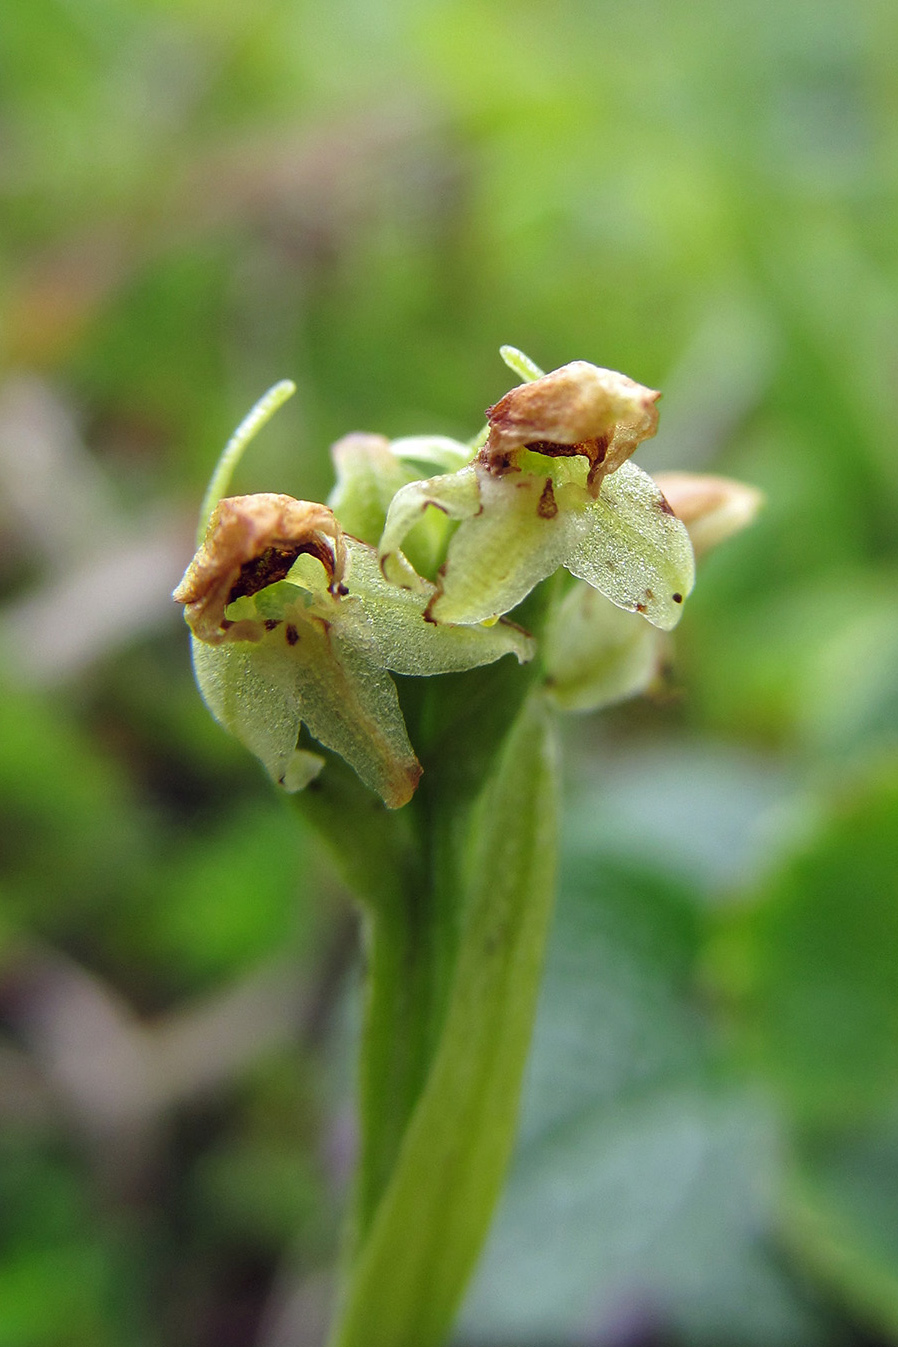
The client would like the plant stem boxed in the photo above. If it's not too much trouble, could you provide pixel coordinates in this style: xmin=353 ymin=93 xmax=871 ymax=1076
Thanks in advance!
xmin=327 ymin=691 xmax=559 ymax=1347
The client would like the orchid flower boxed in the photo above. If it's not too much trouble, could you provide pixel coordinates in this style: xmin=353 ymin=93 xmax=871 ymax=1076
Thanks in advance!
xmin=173 ymin=352 xmax=759 ymax=807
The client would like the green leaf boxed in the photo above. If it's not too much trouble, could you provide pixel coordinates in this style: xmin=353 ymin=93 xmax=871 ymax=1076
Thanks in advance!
xmin=713 ymin=766 xmax=898 ymax=1125
xmin=786 ymin=1123 xmax=898 ymax=1339
xmin=713 ymin=765 xmax=898 ymax=1337
xmin=460 ymin=856 xmax=829 ymax=1347
xmin=329 ymin=694 xmax=559 ymax=1347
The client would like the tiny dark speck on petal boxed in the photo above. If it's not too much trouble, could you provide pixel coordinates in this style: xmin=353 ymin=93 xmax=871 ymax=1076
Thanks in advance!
xmin=286 ymin=624 xmax=299 ymax=645
xmin=672 ymin=592 xmax=683 ymax=603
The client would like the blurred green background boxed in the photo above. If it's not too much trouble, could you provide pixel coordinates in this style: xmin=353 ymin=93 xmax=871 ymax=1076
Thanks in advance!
xmin=1 ymin=0 xmax=897 ymax=1343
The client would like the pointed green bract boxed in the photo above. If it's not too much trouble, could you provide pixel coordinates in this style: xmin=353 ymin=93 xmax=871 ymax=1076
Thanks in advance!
xmin=499 ymin=345 xmax=546 ymax=383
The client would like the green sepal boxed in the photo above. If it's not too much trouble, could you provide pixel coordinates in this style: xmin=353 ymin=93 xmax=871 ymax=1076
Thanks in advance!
xmin=191 ymin=626 xmax=421 ymax=809
xmin=379 ymin=458 xmax=695 ymax=632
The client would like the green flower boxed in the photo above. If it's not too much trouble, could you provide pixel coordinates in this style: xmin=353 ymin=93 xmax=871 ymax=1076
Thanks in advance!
xmin=174 ymin=490 xmax=531 ymax=808
xmin=378 ymin=359 xmax=695 ymax=631
xmin=173 ymin=355 xmax=759 ymax=807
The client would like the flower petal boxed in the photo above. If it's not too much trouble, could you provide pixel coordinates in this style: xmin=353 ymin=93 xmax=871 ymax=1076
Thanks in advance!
xmin=191 ymin=619 xmax=421 ymax=809
xmin=560 ymin=461 xmax=695 ymax=630
xmin=424 ymin=470 xmax=568 ymax=625
xmin=378 ymin=466 xmax=482 ymax=592
xmin=328 ymin=433 xmax=414 ymax=546
xmin=344 ymin=539 xmax=535 ymax=672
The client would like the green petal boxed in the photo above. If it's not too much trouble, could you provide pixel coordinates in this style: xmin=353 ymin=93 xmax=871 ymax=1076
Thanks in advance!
xmin=328 ymin=434 xmax=419 ymax=546
xmin=378 ymin=467 xmax=482 ymax=592
xmin=426 ymin=471 xmax=568 ymax=625
xmin=543 ymin=583 xmax=664 ymax=712
xmin=191 ymin=624 xmax=421 ymax=809
xmin=344 ymin=540 xmax=535 ymax=672
xmin=561 ymin=460 xmax=695 ymax=631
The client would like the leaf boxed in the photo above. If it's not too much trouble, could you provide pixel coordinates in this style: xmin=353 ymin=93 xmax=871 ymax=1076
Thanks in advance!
xmin=459 ymin=855 xmax=829 ymax=1347
xmin=713 ymin=766 xmax=898 ymax=1124
xmin=713 ymin=765 xmax=898 ymax=1337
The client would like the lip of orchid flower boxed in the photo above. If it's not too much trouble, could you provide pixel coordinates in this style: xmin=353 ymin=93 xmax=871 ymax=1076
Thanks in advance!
xmin=173 ymin=493 xmax=348 ymax=644
xmin=481 ymin=360 xmax=661 ymax=492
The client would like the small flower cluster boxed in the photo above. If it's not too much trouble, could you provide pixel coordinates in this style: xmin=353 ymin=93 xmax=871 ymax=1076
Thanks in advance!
xmin=174 ymin=351 xmax=759 ymax=806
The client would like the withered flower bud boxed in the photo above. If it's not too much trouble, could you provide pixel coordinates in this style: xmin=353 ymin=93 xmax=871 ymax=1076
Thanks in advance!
xmin=173 ymin=493 xmax=347 ymax=643
xmin=482 ymin=360 xmax=661 ymax=491
xmin=652 ymin=473 xmax=763 ymax=556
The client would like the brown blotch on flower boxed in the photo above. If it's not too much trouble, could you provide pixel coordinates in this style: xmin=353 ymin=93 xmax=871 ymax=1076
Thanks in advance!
xmin=537 ymin=477 xmax=559 ymax=519
xmin=481 ymin=361 xmax=660 ymax=493
xmin=173 ymin=493 xmax=347 ymax=643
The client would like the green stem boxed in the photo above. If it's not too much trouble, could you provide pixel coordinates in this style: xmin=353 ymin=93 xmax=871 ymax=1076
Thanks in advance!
xmin=328 ymin=691 xmax=559 ymax=1347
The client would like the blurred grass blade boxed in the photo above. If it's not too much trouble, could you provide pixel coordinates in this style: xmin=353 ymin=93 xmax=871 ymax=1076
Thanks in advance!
xmin=329 ymin=693 xmax=559 ymax=1347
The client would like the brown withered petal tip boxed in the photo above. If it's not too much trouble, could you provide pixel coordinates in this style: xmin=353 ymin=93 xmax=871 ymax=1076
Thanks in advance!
xmin=173 ymin=493 xmax=347 ymax=643
xmin=482 ymin=361 xmax=661 ymax=489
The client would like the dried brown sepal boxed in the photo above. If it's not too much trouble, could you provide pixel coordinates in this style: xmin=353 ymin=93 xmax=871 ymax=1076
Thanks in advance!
xmin=173 ymin=493 xmax=347 ymax=643
xmin=481 ymin=361 xmax=660 ymax=492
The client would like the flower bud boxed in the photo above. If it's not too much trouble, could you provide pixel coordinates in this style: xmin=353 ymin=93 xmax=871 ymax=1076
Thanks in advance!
xmin=543 ymin=583 xmax=665 ymax=712
xmin=652 ymin=472 xmax=763 ymax=556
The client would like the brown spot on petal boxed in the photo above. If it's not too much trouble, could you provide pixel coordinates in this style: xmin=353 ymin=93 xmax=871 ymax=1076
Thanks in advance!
xmin=285 ymin=624 xmax=299 ymax=646
xmin=537 ymin=477 xmax=558 ymax=519
xmin=173 ymin=494 xmax=347 ymax=643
